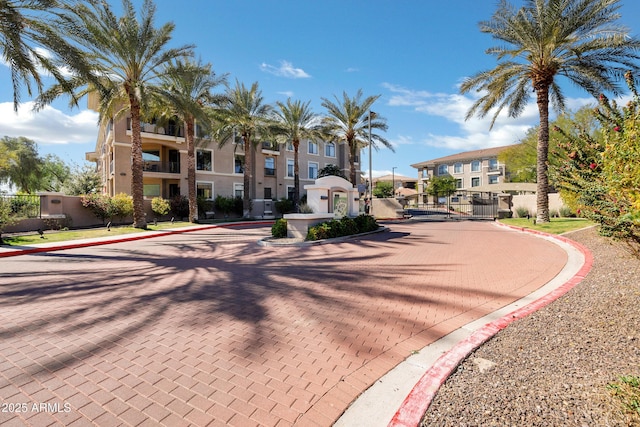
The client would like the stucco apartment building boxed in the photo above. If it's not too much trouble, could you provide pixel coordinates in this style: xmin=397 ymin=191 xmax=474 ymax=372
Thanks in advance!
xmin=85 ymin=101 xmax=359 ymax=218
xmin=410 ymin=145 xmax=510 ymax=198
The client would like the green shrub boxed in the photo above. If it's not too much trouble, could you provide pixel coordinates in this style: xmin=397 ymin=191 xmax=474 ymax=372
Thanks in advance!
xmin=111 ymin=193 xmax=133 ymax=222
xmin=271 ymin=218 xmax=287 ymax=238
xmin=559 ymin=205 xmax=574 ymax=217
xmin=306 ymin=214 xmax=379 ymax=241
xmin=274 ymin=198 xmax=293 ymax=215
xmin=515 ymin=206 xmax=530 ymax=218
xmin=151 ymin=197 xmax=171 ymax=216
xmin=298 ymin=203 xmax=313 ymax=213
xmin=81 ymin=193 xmax=115 ymax=223
xmin=170 ymin=195 xmax=189 ymax=220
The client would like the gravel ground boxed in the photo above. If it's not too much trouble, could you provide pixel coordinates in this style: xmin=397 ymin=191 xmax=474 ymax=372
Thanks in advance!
xmin=422 ymin=226 xmax=640 ymax=427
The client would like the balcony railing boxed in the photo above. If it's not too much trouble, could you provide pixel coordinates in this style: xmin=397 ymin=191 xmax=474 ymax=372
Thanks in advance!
xmin=128 ymin=119 xmax=185 ymax=138
xmin=143 ymin=161 xmax=181 ymax=173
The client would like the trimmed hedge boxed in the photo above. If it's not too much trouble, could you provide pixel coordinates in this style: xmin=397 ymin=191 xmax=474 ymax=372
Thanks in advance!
xmin=306 ymin=214 xmax=378 ymax=241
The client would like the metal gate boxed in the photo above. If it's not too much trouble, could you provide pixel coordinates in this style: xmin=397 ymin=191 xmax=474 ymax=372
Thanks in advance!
xmin=405 ymin=190 xmax=499 ymax=220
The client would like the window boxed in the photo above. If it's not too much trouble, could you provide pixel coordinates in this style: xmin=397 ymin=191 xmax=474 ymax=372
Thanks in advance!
xmin=489 ymin=175 xmax=499 ymax=184
xmin=325 ymin=142 xmax=335 ymax=157
xmin=489 ymin=158 xmax=498 ymax=171
xmin=309 ymin=162 xmax=319 ymax=180
xmin=287 ymin=185 xmax=295 ymax=200
xmin=143 ymin=184 xmax=160 ymax=197
xmin=234 ymin=154 xmax=244 ymax=174
xmin=197 ymin=149 xmax=212 ymax=171
xmin=234 ymin=183 xmax=244 ymax=198
xmin=471 ymin=177 xmax=480 ymax=187
xmin=454 ymin=163 xmax=463 ymax=174
xmin=286 ymin=159 xmax=294 ymax=178
xmin=308 ymin=140 xmax=318 ymax=155
xmin=197 ymin=182 xmax=213 ymax=199
xmin=437 ymin=164 xmax=448 ymax=175
xmin=286 ymin=141 xmax=294 ymax=151
xmin=471 ymin=160 xmax=481 ymax=172
xmin=264 ymin=187 xmax=272 ymax=200
xmin=142 ymin=150 xmax=160 ymax=162
xmin=456 ymin=178 xmax=463 ymax=189
xmin=265 ymin=157 xmax=275 ymax=176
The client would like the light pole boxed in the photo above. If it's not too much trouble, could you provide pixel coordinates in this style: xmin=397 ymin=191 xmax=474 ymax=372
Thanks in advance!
xmin=392 ymin=166 xmax=397 ymax=198
xmin=368 ymin=110 xmax=375 ymax=215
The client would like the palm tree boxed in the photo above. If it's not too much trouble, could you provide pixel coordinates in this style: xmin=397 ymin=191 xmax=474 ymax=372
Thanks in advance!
xmin=272 ymin=99 xmax=324 ymax=211
xmin=210 ymin=80 xmax=272 ymax=218
xmin=460 ymin=0 xmax=640 ymax=223
xmin=156 ymin=59 xmax=227 ymax=222
xmin=321 ymin=90 xmax=392 ymax=185
xmin=0 ymin=0 xmax=91 ymax=110
xmin=37 ymin=0 xmax=193 ymax=228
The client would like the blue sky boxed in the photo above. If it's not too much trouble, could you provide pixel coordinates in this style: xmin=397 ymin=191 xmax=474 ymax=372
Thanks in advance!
xmin=2 ymin=0 xmax=640 ymax=181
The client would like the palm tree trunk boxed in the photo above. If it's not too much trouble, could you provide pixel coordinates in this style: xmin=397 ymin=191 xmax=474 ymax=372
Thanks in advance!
xmin=186 ymin=118 xmax=197 ymax=222
xmin=242 ymin=133 xmax=252 ymax=218
xmin=348 ymin=139 xmax=357 ymax=185
xmin=535 ymin=85 xmax=551 ymax=224
xmin=293 ymin=139 xmax=300 ymax=212
xmin=129 ymin=98 xmax=147 ymax=229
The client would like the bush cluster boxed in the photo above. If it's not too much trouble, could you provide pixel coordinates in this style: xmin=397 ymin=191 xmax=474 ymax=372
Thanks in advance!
xmin=271 ymin=218 xmax=287 ymax=238
xmin=81 ymin=193 xmax=133 ymax=223
xmin=306 ymin=214 xmax=378 ymax=241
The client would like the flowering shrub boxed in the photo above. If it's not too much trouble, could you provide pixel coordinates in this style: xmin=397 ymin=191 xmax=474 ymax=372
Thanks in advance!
xmin=553 ymin=71 xmax=640 ymax=253
xmin=151 ymin=197 xmax=170 ymax=217
xmin=81 ymin=193 xmax=115 ymax=223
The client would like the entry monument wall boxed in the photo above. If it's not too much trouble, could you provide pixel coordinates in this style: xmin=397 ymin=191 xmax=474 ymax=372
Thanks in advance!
xmin=284 ymin=176 xmax=360 ymax=239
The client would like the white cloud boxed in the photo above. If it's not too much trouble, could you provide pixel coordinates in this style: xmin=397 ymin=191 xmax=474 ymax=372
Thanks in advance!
xmin=260 ymin=61 xmax=310 ymax=78
xmin=0 ymin=101 xmax=98 ymax=145
xmin=277 ymin=91 xmax=295 ymax=98
xmin=383 ymin=82 xmax=609 ymax=153
xmin=345 ymin=67 xmax=359 ymax=73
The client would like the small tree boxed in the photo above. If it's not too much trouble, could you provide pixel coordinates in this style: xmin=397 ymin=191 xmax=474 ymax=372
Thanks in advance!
xmin=111 ymin=193 xmax=134 ymax=223
xmin=81 ymin=193 xmax=115 ymax=223
xmin=373 ymin=181 xmax=393 ymax=198
xmin=318 ymin=164 xmax=347 ymax=180
xmin=427 ymin=176 xmax=457 ymax=197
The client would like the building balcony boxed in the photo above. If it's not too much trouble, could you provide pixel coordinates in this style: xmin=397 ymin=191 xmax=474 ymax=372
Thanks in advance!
xmin=143 ymin=161 xmax=181 ymax=174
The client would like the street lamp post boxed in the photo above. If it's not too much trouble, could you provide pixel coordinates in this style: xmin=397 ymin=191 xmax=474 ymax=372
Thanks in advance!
xmin=368 ymin=110 xmax=375 ymax=216
xmin=392 ymin=166 xmax=397 ymax=198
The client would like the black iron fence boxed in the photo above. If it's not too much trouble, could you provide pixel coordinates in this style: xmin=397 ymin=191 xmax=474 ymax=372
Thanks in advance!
xmin=1 ymin=194 xmax=41 ymax=218
xmin=406 ymin=190 xmax=499 ymax=220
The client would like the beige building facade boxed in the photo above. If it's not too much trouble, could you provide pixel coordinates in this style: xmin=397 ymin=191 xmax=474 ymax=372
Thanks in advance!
xmin=86 ymin=109 xmax=360 ymax=218
xmin=410 ymin=146 xmax=510 ymax=198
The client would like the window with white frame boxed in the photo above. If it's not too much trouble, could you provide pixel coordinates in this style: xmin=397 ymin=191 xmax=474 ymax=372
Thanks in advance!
xmin=197 ymin=149 xmax=212 ymax=171
xmin=456 ymin=178 xmax=463 ymax=189
xmin=286 ymin=141 xmax=294 ymax=151
xmin=471 ymin=160 xmax=481 ymax=172
xmin=325 ymin=142 xmax=335 ymax=157
xmin=197 ymin=182 xmax=213 ymax=199
xmin=437 ymin=164 xmax=448 ymax=175
xmin=489 ymin=158 xmax=498 ymax=171
xmin=308 ymin=140 xmax=318 ymax=155
xmin=308 ymin=162 xmax=319 ymax=179
xmin=471 ymin=177 xmax=481 ymax=187
xmin=286 ymin=158 xmax=294 ymax=178
xmin=264 ymin=157 xmax=275 ymax=176
xmin=489 ymin=175 xmax=499 ymax=184
xmin=234 ymin=154 xmax=244 ymax=174
xmin=234 ymin=182 xmax=244 ymax=198
xmin=454 ymin=162 xmax=463 ymax=174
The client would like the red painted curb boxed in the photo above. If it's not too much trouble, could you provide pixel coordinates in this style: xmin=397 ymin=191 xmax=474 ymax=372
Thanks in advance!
xmin=0 ymin=221 xmax=274 ymax=258
xmin=388 ymin=224 xmax=594 ymax=427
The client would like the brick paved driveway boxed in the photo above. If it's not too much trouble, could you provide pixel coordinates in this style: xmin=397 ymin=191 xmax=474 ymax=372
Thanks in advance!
xmin=0 ymin=221 xmax=567 ymax=426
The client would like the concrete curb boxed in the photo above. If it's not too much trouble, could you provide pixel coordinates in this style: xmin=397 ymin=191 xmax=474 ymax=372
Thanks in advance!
xmin=0 ymin=221 xmax=274 ymax=258
xmin=385 ymin=223 xmax=593 ymax=427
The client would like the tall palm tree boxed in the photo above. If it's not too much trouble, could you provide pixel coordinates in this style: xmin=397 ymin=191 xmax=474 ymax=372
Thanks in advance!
xmin=210 ymin=80 xmax=272 ymax=218
xmin=321 ymin=90 xmax=392 ymax=185
xmin=156 ymin=59 xmax=227 ymax=222
xmin=0 ymin=0 xmax=90 ymax=110
xmin=272 ymin=99 xmax=324 ymax=211
xmin=460 ymin=0 xmax=640 ymax=223
xmin=37 ymin=0 xmax=193 ymax=228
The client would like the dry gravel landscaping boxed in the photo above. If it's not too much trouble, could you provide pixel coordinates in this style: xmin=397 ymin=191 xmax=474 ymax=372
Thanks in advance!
xmin=422 ymin=226 xmax=640 ymax=426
